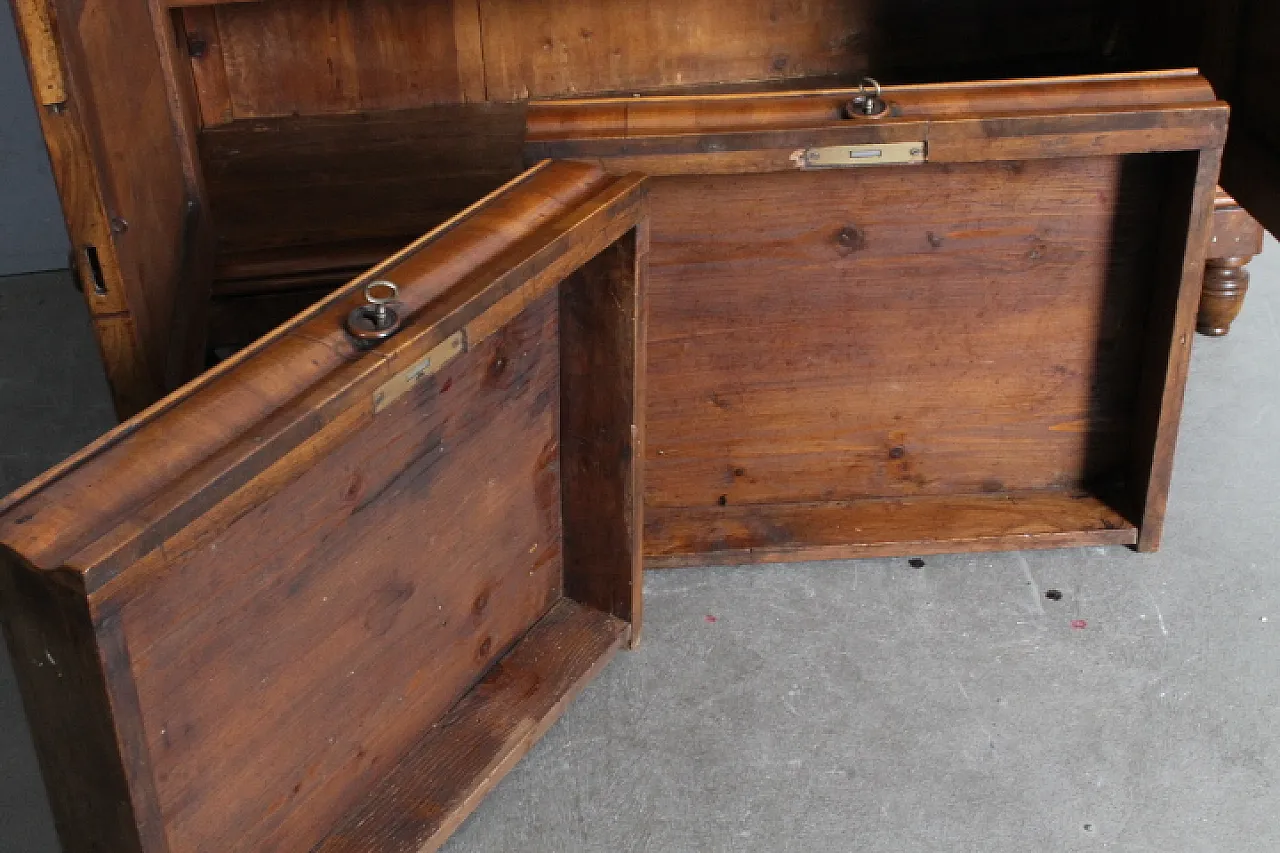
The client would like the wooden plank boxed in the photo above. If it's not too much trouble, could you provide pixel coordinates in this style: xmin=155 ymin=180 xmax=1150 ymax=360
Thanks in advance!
xmin=313 ymin=598 xmax=628 ymax=853
xmin=527 ymin=106 xmax=1226 ymax=174
xmin=199 ymin=103 xmax=527 ymax=263
xmin=525 ymin=69 xmax=1217 ymax=140
xmin=478 ymin=0 xmax=871 ymax=101
xmin=212 ymin=0 xmax=470 ymax=118
xmin=645 ymin=492 xmax=1138 ymax=568
xmin=452 ymin=0 xmax=487 ymax=103
xmin=12 ymin=0 xmax=66 ymax=105
xmin=478 ymin=0 xmax=1120 ymax=102
xmin=120 ymin=293 xmax=566 ymax=852
xmin=639 ymin=157 xmax=1166 ymax=514
xmin=560 ymin=226 xmax=646 ymax=639
xmin=149 ymin=1 xmax=218 ymax=386
xmin=1130 ymin=147 xmax=1223 ymax=550
xmin=0 ymin=556 xmax=160 ymax=853
xmin=57 ymin=0 xmax=202 ymax=403
xmin=8 ymin=0 xmax=170 ymax=414
xmin=181 ymin=7 xmax=234 ymax=127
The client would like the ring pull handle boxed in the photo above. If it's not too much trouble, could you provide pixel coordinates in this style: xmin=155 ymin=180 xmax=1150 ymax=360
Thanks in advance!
xmin=844 ymin=77 xmax=889 ymax=119
xmin=346 ymin=279 xmax=402 ymax=344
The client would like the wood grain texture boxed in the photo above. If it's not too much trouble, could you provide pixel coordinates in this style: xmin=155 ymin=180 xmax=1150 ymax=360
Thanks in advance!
xmin=560 ymin=227 xmax=646 ymax=637
xmin=475 ymin=0 xmax=1134 ymax=101
xmin=1128 ymin=147 xmax=1223 ymax=551
xmin=57 ymin=168 xmax=644 ymax=601
xmin=124 ymin=292 xmax=564 ymax=853
xmin=149 ymin=0 xmax=218 ymax=386
xmin=525 ymin=71 xmax=1227 ymax=174
xmin=1197 ymin=255 xmax=1254 ymax=337
xmin=9 ymin=0 xmax=217 ymax=410
xmin=646 ymin=492 xmax=1138 ymax=568
xmin=57 ymin=0 xmax=201 ymax=400
xmin=528 ymin=74 xmax=1223 ymax=562
xmin=200 ymin=103 xmax=527 ymax=268
xmin=526 ymin=69 xmax=1218 ymax=139
xmin=1 ymin=162 xmax=646 ymax=853
xmin=0 ymin=162 xmax=617 ymax=580
xmin=640 ymin=157 xmax=1165 ymax=511
xmin=12 ymin=0 xmax=65 ymax=105
xmin=208 ymin=0 xmax=480 ymax=121
xmin=182 ymin=6 xmax=234 ymax=126
xmin=9 ymin=0 xmax=160 ymax=413
xmin=478 ymin=0 xmax=871 ymax=101
xmin=0 ymin=557 xmax=160 ymax=853
xmin=313 ymin=598 xmax=628 ymax=853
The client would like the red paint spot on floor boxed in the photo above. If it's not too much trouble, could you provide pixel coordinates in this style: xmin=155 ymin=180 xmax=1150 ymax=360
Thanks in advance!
xmin=441 ymin=378 xmax=453 ymax=393
xmin=1071 ymin=619 xmax=1088 ymax=629
xmin=705 ymin=615 xmax=718 ymax=623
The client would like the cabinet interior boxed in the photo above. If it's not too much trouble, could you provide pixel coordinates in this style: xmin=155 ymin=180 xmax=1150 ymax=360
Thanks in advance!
xmin=168 ymin=0 xmax=1204 ymax=358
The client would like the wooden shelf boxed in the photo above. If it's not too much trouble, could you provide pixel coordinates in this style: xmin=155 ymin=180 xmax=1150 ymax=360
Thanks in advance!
xmin=645 ymin=491 xmax=1138 ymax=568
xmin=313 ymin=599 xmax=629 ymax=853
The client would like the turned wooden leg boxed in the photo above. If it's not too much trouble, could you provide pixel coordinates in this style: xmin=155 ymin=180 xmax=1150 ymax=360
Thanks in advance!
xmin=1198 ymin=256 xmax=1254 ymax=336
xmin=1198 ymin=189 xmax=1265 ymax=337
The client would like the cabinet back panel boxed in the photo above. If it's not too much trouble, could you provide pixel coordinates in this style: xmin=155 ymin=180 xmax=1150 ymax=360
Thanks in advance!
xmin=197 ymin=0 xmax=475 ymax=119
xmin=643 ymin=155 xmax=1167 ymax=510
xmin=188 ymin=0 xmax=1124 ymax=124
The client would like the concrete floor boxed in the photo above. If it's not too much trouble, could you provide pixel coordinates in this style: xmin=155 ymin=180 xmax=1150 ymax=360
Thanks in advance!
xmin=1 ymin=241 xmax=1278 ymax=852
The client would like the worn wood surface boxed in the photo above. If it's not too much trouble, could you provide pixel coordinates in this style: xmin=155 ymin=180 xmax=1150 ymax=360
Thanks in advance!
xmin=187 ymin=0 xmax=478 ymax=120
xmin=9 ymin=0 xmax=204 ymax=414
xmin=126 ymin=289 xmax=565 ymax=852
xmin=528 ymin=74 xmax=1225 ymax=564
xmin=0 ymin=162 xmax=647 ymax=853
xmin=178 ymin=0 xmax=1139 ymax=126
xmin=0 ymin=557 xmax=160 ymax=853
xmin=525 ymin=70 xmax=1226 ymax=172
xmin=313 ymin=598 xmax=628 ymax=853
xmin=639 ymin=158 xmax=1163 ymax=539
xmin=0 ymin=162 xmax=615 ymax=578
xmin=1127 ymin=147 xmax=1223 ymax=552
xmin=526 ymin=69 xmax=1216 ymax=139
xmin=200 ymin=103 xmax=527 ymax=272
xmin=560 ymin=227 xmax=647 ymax=638
xmin=646 ymin=492 xmax=1138 ymax=568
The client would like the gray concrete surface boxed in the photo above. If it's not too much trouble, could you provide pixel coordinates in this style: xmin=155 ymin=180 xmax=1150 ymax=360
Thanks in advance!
xmin=0 ymin=4 xmax=70 ymax=277
xmin=1 ymin=239 xmax=1277 ymax=851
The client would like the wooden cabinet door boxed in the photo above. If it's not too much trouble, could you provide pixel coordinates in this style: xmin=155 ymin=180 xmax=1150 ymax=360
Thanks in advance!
xmin=10 ymin=0 xmax=207 ymax=415
xmin=0 ymin=161 xmax=647 ymax=853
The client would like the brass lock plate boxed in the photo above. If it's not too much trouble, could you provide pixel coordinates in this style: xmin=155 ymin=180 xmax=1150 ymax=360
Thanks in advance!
xmin=792 ymin=142 xmax=927 ymax=169
xmin=373 ymin=331 xmax=466 ymax=413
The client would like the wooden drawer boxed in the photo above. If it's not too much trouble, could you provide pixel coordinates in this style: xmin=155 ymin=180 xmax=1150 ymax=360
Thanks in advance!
xmin=526 ymin=72 xmax=1228 ymax=567
xmin=0 ymin=162 xmax=647 ymax=853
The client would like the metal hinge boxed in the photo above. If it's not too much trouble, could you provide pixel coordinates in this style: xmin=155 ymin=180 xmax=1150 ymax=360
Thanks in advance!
xmin=792 ymin=142 xmax=926 ymax=169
